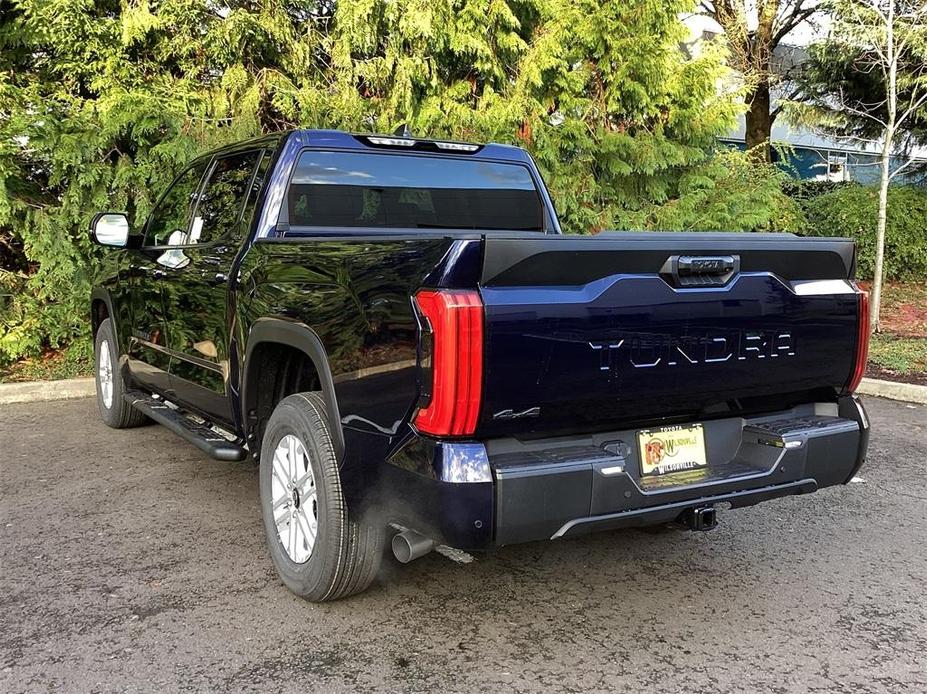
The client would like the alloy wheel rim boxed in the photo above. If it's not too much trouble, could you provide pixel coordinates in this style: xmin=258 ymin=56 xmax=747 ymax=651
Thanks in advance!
xmin=271 ymin=434 xmax=318 ymax=564
xmin=99 ymin=340 xmax=114 ymax=409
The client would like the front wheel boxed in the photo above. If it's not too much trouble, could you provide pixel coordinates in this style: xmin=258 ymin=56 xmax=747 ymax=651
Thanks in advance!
xmin=94 ymin=319 xmax=147 ymax=429
xmin=259 ymin=392 xmax=384 ymax=601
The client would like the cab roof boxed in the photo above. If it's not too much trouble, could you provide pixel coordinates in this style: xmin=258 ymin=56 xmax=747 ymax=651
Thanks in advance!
xmin=203 ymin=128 xmax=531 ymax=164
xmin=289 ymin=129 xmax=532 ymax=163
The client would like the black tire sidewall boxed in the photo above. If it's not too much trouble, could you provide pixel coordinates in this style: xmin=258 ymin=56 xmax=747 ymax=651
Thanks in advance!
xmin=259 ymin=395 xmax=344 ymax=599
xmin=94 ymin=320 xmax=125 ymax=427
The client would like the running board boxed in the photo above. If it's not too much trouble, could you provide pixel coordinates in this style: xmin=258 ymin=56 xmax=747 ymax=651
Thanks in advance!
xmin=124 ymin=390 xmax=247 ymax=462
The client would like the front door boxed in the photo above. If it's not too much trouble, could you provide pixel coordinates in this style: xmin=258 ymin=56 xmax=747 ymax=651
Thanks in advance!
xmin=160 ymin=150 xmax=264 ymax=425
xmin=126 ymin=160 xmax=210 ymax=395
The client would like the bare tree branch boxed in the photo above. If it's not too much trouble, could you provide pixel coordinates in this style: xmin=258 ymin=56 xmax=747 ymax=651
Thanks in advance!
xmin=892 ymin=0 xmax=927 ymax=55
xmin=773 ymin=5 xmax=819 ymax=44
xmin=895 ymin=88 xmax=927 ymax=128
xmin=836 ymin=87 xmax=891 ymax=126
xmin=888 ymin=153 xmax=923 ymax=179
xmin=771 ymin=85 xmax=805 ymax=118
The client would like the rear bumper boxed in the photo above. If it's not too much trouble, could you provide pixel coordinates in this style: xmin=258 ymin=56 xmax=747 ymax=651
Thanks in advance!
xmin=550 ymin=478 xmax=819 ymax=538
xmin=384 ymin=396 xmax=869 ymax=549
xmin=492 ymin=396 xmax=868 ymax=545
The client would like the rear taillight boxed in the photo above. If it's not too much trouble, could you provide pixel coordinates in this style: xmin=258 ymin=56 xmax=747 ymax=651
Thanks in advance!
xmin=846 ymin=289 xmax=870 ymax=393
xmin=413 ymin=289 xmax=483 ymax=436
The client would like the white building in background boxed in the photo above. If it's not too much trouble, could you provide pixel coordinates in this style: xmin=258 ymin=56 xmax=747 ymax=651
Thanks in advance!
xmin=683 ymin=12 xmax=927 ymax=184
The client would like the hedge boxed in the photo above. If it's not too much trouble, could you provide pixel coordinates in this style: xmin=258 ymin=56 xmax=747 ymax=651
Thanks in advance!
xmin=801 ymin=183 xmax=927 ymax=281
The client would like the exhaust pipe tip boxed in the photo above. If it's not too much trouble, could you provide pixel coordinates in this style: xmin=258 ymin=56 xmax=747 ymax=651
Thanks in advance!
xmin=392 ymin=530 xmax=435 ymax=564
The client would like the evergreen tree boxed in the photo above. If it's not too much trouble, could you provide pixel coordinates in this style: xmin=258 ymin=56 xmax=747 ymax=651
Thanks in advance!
xmin=0 ymin=0 xmax=797 ymax=365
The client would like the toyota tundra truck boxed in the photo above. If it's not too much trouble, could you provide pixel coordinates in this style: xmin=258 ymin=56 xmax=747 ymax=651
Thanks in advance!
xmin=88 ymin=129 xmax=870 ymax=601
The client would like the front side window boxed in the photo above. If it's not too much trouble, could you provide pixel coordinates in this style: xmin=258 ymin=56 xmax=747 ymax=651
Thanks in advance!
xmin=286 ymin=151 xmax=545 ymax=231
xmin=191 ymin=151 xmax=262 ymax=245
xmin=144 ymin=161 xmax=208 ymax=247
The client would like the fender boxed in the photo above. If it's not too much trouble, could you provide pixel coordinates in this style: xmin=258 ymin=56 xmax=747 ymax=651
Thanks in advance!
xmin=90 ymin=287 xmax=118 ymax=348
xmin=242 ymin=318 xmax=345 ymax=462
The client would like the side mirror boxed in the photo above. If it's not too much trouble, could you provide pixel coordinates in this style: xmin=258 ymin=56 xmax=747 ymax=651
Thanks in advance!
xmin=90 ymin=212 xmax=130 ymax=247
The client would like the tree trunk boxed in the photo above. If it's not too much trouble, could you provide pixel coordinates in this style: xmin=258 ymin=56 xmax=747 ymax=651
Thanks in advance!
xmin=871 ymin=0 xmax=897 ymax=335
xmin=872 ymin=128 xmax=892 ymax=335
xmin=744 ymin=81 xmax=772 ymax=162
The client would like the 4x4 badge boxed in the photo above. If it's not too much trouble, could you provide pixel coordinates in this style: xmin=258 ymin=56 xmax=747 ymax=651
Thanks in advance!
xmin=493 ymin=407 xmax=541 ymax=420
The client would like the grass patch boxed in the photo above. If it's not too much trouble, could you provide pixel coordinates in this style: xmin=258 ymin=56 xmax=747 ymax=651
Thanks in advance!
xmin=868 ymin=334 xmax=927 ymax=375
xmin=0 ymin=344 xmax=93 ymax=383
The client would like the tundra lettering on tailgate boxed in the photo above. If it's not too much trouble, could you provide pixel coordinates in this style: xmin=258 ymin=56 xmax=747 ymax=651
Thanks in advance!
xmin=589 ymin=329 xmax=796 ymax=372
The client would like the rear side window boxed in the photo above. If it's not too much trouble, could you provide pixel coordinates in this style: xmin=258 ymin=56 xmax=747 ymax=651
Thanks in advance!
xmin=286 ymin=151 xmax=544 ymax=231
xmin=190 ymin=151 xmax=262 ymax=245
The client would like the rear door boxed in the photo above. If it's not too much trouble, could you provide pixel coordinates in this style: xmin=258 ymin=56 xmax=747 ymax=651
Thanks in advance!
xmin=477 ymin=232 xmax=862 ymax=438
xmin=160 ymin=150 xmax=265 ymax=424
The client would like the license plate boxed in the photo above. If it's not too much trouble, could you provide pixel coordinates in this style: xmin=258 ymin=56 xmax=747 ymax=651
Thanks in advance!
xmin=637 ymin=424 xmax=708 ymax=476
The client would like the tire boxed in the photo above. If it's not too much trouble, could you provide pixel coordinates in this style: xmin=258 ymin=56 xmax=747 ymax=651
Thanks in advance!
xmin=94 ymin=319 xmax=147 ymax=429
xmin=259 ymin=392 xmax=384 ymax=601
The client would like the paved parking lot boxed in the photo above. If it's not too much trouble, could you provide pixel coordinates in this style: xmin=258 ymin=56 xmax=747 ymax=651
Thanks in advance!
xmin=1 ymin=396 xmax=925 ymax=693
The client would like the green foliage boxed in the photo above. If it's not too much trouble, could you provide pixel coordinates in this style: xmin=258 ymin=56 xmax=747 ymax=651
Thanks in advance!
xmin=0 ymin=0 xmax=300 ymax=364
xmin=868 ymin=334 xmax=927 ymax=375
xmin=0 ymin=0 xmax=796 ymax=366
xmin=0 ymin=341 xmax=92 ymax=383
xmin=620 ymin=148 xmax=806 ymax=232
xmin=801 ymin=184 xmax=927 ymax=281
xmin=781 ymin=179 xmax=856 ymax=202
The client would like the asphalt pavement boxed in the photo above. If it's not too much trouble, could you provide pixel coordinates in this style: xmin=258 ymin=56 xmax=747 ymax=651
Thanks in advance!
xmin=1 ymin=396 xmax=925 ymax=693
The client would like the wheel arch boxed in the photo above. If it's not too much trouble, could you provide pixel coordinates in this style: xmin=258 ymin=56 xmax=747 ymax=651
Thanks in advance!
xmin=90 ymin=287 xmax=116 ymax=344
xmin=242 ymin=318 xmax=345 ymax=462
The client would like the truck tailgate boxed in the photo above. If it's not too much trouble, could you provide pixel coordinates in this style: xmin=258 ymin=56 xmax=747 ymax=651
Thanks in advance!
xmin=478 ymin=232 xmax=861 ymax=437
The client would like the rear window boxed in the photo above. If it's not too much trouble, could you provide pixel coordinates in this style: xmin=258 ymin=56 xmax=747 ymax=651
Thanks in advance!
xmin=286 ymin=151 xmax=544 ymax=231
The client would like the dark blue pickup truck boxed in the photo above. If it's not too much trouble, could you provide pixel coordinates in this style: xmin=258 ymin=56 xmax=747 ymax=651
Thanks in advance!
xmin=88 ymin=129 xmax=870 ymax=601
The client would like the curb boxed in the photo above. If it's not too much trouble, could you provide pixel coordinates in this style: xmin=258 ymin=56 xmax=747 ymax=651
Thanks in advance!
xmin=0 ymin=375 xmax=924 ymax=407
xmin=857 ymin=377 xmax=927 ymax=405
xmin=0 ymin=377 xmax=96 ymax=405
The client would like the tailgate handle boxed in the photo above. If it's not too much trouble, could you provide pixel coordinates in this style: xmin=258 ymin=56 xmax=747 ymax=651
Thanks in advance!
xmin=662 ymin=255 xmax=739 ymax=287
xmin=678 ymin=255 xmax=736 ymax=276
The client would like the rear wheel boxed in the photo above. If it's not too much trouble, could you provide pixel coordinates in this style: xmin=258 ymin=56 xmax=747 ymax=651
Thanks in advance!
xmin=94 ymin=319 xmax=147 ymax=429
xmin=259 ymin=392 xmax=384 ymax=601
